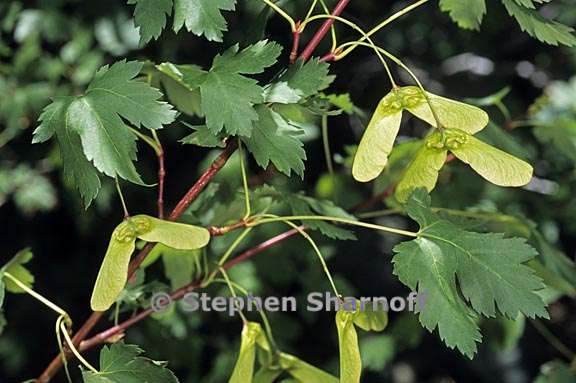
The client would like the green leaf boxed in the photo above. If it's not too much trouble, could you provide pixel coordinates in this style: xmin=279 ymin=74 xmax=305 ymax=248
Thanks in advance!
xmin=82 ymin=341 xmax=179 ymax=382
xmin=33 ymin=98 xmax=101 ymax=207
xmin=1 ymin=248 xmax=34 ymax=294
xmin=278 ymin=59 xmax=333 ymax=100
xmin=336 ymin=310 xmax=362 ymax=383
xmin=501 ymin=0 xmax=576 ymax=47
xmin=401 ymin=86 xmax=489 ymax=134
xmin=162 ymin=248 xmax=202 ymax=290
xmin=91 ymin=215 xmax=210 ymax=311
xmin=229 ymin=322 xmax=262 ymax=383
xmin=450 ymin=132 xmax=533 ymax=186
xmin=128 ymin=0 xmax=173 ymax=44
xmin=33 ymin=61 xmax=176 ymax=205
xmin=280 ymin=353 xmax=338 ymax=383
xmin=440 ymin=0 xmax=486 ymax=30
xmin=352 ymin=91 xmax=403 ymax=182
xmin=393 ymin=232 xmax=481 ymax=357
xmin=173 ymin=0 xmax=236 ymax=42
xmin=242 ymin=105 xmax=306 ymax=177
xmin=393 ymin=191 xmax=548 ymax=357
xmin=395 ymin=141 xmax=448 ymax=202
xmin=156 ymin=63 xmax=204 ymax=117
xmin=200 ymin=41 xmax=282 ymax=136
xmin=180 ymin=124 xmax=225 ymax=148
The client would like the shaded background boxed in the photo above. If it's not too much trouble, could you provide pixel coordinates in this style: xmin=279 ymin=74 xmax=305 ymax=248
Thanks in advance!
xmin=1 ymin=0 xmax=576 ymax=382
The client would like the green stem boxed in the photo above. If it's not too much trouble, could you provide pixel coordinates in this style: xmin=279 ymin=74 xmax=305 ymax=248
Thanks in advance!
xmin=3 ymin=272 xmax=71 ymax=323
xmin=218 ymin=267 xmax=248 ymax=323
xmin=336 ymin=41 xmax=443 ymax=128
xmin=59 ymin=321 xmax=98 ymax=373
xmin=115 ymin=178 xmax=130 ymax=219
xmin=128 ymin=127 xmax=161 ymax=156
xmin=211 ymin=278 xmax=280 ymax=356
xmin=272 ymin=217 xmax=341 ymax=297
xmin=55 ymin=316 xmax=73 ymax=383
xmin=321 ymin=115 xmax=334 ymax=174
xmin=531 ymin=319 xmax=576 ymax=360
xmin=338 ymin=0 xmax=430 ymax=59
xmin=238 ymin=141 xmax=252 ymax=220
xmin=301 ymin=14 xmax=397 ymax=87
xmin=262 ymin=0 xmax=296 ymax=31
xmin=249 ymin=215 xmax=418 ymax=238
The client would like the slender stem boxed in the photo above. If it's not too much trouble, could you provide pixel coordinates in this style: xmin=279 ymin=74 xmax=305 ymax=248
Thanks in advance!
xmin=302 ymin=14 xmax=397 ymax=87
xmin=338 ymin=0 xmax=430 ymax=59
xmin=152 ymin=130 xmax=165 ymax=219
xmin=218 ymin=267 xmax=248 ymax=323
xmin=217 ymin=228 xmax=254 ymax=268
xmin=276 ymin=218 xmax=340 ymax=297
xmin=55 ymin=316 xmax=72 ymax=383
xmin=79 ymin=228 xmax=302 ymax=354
xmin=169 ymin=140 xmax=238 ymax=221
xmin=3 ymin=273 xmax=70 ymax=321
xmin=531 ymin=319 xmax=576 ymax=360
xmin=261 ymin=0 xmax=297 ymax=31
xmin=249 ymin=215 xmax=418 ymax=238
xmin=299 ymin=0 xmax=351 ymax=61
xmin=115 ymin=178 xmax=130 ymax=219
xmin=337 ymin=41 xmax=442 ymax=127
xmin=290 ymin=23 xmax=301 ymax=64
xmin=60 ymin=321 xmax=98 ymax=373
xmin=238 ymin=141 xmax=251 ymax=220
xmin=321 ymin=115 xmax=334 ymax=174
xmin=38 ymin=142 xmax=239 ymax=382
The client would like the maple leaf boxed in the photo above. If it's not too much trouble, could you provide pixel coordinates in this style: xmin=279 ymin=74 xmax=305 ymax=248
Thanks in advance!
xmin=241 ymin=105 xmax=306 ymax=177
xmin=82 ymin=341 xmax=179 ymax=382
xmin=33 ymin=61 xmax=176 ymax=206
xmin=392 ymin=190 xmax=547 ymax=357
xmin=128 ymin=0 xmax=173 ymax=44
xmin=173 ymin=0 xmax=236 ymax=42
xmin=440 ymin=0 xmax=487 ymax=30
xmin=199 ymin=41 xmax=282 ymax=136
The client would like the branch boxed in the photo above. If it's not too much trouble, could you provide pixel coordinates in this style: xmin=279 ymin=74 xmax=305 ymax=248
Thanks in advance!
xmin=37 ymin=140 xmax=238 ymax=382
xmin=299 ymin=0 xmax=352 ymax=61
xmin=79 ymin=227 xmax=302 ymax=352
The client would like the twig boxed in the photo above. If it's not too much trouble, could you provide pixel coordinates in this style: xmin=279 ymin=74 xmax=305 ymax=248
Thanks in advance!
xmin=37 ymin=141 xmax=238 ymax=382
xmin=299 ymin=0 xmax=352 ymax=61
xmin=78 ymin=227 xmax=303 ymax=352
xmin=290 ymin=22 xmax=302 ymax=64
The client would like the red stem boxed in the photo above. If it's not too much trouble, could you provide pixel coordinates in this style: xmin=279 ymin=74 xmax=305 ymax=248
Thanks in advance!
xmin=290 ymin=22 xmax=301 ymax=64
xmin=37 ymin=141 xmax=238 ymax=382
xmin=299 ymin=0 xmax=352 ymax=61
xmin=79 ymin=227 xmax=302 ymax=352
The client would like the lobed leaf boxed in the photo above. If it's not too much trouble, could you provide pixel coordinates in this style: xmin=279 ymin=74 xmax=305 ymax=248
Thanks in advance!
xmin=440 ymin=0 xmax=487 ymax=30
xmin=82 ymin=341 xmax=179 ymax=382
xmin=173 ymin=0 xmax=236 ymax=42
